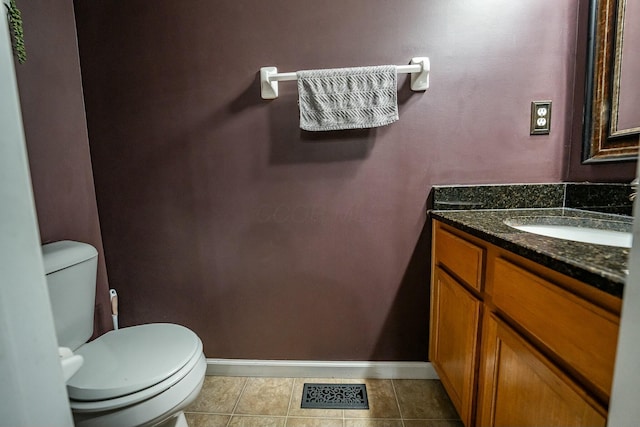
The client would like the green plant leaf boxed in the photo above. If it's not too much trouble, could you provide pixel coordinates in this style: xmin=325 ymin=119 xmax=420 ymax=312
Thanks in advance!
xmin=5 ymin=0 xmax=26 ymax=64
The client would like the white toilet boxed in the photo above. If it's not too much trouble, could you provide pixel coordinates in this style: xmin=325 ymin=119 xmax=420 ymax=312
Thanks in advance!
xmin=43 ymin=240 xmax=206 ymax=427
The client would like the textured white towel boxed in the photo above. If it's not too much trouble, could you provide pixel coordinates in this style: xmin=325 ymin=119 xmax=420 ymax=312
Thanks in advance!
xmin=296 ymin=65 xmax=399 ymax=131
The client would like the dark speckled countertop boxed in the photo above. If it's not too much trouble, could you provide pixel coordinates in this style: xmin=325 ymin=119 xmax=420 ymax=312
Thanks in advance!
xmin=430 ymin=208 xmax=631 ymax=298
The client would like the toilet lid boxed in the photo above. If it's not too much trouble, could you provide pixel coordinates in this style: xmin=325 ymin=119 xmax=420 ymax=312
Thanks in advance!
xmin=67 ymin=323 xmax=202 ymax=401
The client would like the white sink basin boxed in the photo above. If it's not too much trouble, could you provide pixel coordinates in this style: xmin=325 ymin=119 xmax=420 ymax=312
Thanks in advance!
xmin=504 ymin=216 xmax=633 ymax=248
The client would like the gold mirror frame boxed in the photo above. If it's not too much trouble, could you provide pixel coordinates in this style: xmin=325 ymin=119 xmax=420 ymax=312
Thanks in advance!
xmin=583 ymin=0 xmax=640 ymax=163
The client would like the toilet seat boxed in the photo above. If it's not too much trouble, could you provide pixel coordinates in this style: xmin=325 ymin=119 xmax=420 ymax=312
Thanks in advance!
xmin=68 ymin=323 xmax=203 ymax=412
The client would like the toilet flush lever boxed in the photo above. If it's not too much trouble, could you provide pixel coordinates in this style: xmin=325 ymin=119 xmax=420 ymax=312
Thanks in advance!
xmin=59 ymin=347 xmax=83 ymax=382
xmin=110 ymin=289 xmax=119 ymax=330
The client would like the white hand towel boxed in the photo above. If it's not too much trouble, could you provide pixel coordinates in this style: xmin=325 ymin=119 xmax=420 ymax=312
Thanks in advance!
xmin=296 ymin=65 xmax=398 ymax=131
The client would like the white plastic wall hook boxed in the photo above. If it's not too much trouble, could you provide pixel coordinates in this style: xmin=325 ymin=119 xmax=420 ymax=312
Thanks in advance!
xmin=260 ymin=67 xmax=279 ymax=99
xmin=409 ymin=57 xmax=430 ymax=91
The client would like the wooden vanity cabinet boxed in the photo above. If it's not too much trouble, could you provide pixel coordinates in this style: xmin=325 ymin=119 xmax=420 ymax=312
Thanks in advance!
xmin=430 ymin=226 xmax=485 ymax=426
xmin=430 ymin=220 xmax=621 ymax=427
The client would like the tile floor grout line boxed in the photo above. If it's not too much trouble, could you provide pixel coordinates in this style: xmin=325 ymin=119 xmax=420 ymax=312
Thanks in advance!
xmin=390 ymin=379 xmax=406 ymax=427
xmin=227 ymin=414 xmax=288 ymax=419
xmin=403 ymin=417 xmax=462 ymax=420
xmin=284 ymin=415 xmax=346 ymax=427
xmin=285 ymin=377 xmax=297 ymax=418
xmin=226 ymin=376 xmax=249 ymax=427
xmin=184 ymin=410 xmax=235 ymax=416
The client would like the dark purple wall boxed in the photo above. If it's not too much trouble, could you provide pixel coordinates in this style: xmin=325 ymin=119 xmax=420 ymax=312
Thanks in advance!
xmin=14 ymin=0 xmax=111 ymax=337
xmin=75 ymin=0 xmax=581 ymax=360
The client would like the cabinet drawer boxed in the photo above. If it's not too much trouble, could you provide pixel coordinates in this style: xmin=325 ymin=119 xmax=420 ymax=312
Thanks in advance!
xmin=434 ymin=227 xmax=484 ymax=291
xmin=492 ymin=257 xmax=619 ymax=399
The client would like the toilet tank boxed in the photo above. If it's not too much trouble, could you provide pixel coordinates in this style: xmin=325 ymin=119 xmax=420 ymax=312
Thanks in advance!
xmin=42 ymin=241 xmax=98 ymax=351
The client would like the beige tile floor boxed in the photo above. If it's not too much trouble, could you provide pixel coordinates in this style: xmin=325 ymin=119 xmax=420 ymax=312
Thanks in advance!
xmin=185 ymin=376 xmax=463 ymax=427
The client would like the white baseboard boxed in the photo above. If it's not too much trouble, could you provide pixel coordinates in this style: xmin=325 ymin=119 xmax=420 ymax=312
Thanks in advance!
xmin=205 ymin=359 xmax=438 ymax=380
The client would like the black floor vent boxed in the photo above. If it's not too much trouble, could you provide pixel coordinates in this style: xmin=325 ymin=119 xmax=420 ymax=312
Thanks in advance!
xmin=301 ymin=383 xmax=369 ymax=409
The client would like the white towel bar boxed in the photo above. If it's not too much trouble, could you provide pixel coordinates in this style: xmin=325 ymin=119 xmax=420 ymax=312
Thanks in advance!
xmin=260 ymin=57 xmax=430 ymax=100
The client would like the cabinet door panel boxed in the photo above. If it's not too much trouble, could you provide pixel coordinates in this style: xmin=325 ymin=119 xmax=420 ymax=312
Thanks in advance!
xmin=492 ymin=257 xmax=618 ymax=398
xmin=430 ymin=267 xmax=480 ymax=426
xmin=477 ymin=313 xmax=606 ymax=427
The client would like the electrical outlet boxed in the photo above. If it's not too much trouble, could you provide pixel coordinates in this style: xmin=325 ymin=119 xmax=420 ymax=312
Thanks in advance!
xmin=530 ymin=101 xmax=552 ymax=135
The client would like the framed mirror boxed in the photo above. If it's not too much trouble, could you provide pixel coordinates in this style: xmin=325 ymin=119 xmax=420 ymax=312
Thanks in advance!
xmin=583 ymin=0 xmax=640 ymax=163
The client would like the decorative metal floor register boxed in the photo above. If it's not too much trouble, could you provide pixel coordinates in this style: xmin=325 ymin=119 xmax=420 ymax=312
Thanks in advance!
xmin=301 ymin=383 xmax=369 ymax=410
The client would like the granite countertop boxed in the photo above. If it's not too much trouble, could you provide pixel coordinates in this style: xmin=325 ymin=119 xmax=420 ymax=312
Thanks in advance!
xmin=430 ymin=208 xmax=631 ymax=298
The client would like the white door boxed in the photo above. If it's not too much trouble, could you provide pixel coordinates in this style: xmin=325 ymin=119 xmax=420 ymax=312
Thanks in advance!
xmin=608 ymin=159 xmax=640 ymax=426
xmin=0 ymin=4 xmax=74 ymax=425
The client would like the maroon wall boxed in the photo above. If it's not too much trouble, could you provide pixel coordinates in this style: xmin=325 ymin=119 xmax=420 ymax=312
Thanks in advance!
xmin=14 ymin=0 xmax=111 ymax=336
xmin=74 ymin=0 xmax=580 ymax=360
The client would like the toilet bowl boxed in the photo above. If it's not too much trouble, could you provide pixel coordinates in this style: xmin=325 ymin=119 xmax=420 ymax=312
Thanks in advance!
xmin=43 ymin=241 xmax=206 ymax=427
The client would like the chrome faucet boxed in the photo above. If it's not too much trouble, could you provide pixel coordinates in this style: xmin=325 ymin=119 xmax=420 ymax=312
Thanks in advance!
xmin=631 ymin=178 xmax=639 ymax=201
